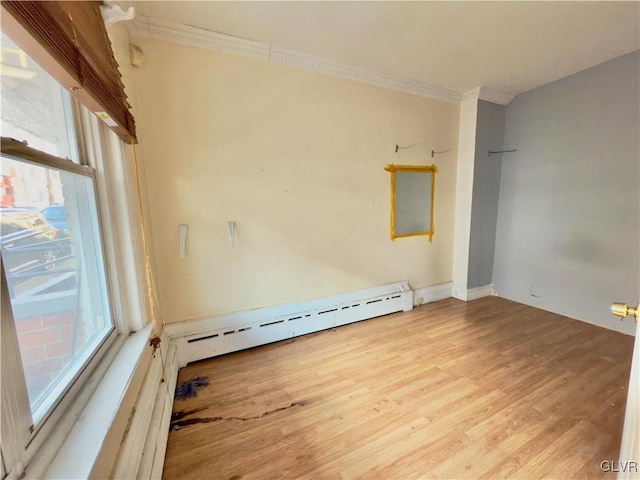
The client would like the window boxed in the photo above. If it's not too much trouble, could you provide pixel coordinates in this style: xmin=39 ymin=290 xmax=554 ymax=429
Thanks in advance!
xmin=1 ymin=28 xmax=126 ymax=476
xmin=384 ymin=164 xmax=437 ymax=242
xmin=1 ymin=150 xmax=114 ymax=423
xmin=0 ymin=33 xmax=77 ymax=160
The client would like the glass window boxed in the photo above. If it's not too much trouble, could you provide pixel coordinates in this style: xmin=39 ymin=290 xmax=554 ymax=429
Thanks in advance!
xmin=1 ymin=155 xmax=113 ymax=422
xmin=1 ymin=33 xmax=78 ymax=161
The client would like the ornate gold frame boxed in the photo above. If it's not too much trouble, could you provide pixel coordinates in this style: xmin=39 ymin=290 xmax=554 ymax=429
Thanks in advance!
xmin=384 ymin=164 xmax=437 ymax=242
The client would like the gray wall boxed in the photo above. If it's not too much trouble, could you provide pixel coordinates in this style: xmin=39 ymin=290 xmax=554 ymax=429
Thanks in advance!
xmin=493 ymin=51 xmax=639 ymax=335
xmin=468 ymin=100 xmax=506 ymax=288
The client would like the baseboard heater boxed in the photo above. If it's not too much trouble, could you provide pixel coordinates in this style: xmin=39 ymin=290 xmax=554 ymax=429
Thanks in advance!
xmin=167 ymin=281 xmax=413 ymax=367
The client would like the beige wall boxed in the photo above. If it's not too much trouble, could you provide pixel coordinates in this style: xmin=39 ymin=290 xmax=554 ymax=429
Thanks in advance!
xmin=128 ymin=38 xmax=459 ymax=323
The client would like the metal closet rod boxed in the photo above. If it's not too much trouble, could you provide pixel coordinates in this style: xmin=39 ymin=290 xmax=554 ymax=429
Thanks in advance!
xmin=489 ymin=149 xmax=517 ymax=156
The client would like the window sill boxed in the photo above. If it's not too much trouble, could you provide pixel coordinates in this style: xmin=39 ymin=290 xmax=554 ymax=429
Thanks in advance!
xmin=43 ymin=324 xmax=152 ymax=479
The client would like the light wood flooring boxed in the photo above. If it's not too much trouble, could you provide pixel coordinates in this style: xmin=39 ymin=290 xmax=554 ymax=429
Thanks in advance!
xmin=163 ymin=297 xmax=634 ymax=479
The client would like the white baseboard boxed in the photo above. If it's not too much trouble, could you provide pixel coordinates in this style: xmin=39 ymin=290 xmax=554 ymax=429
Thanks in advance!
xmin=452 ymin=284 xmax=495 ymax=302
xmin=412 ymin=282 xmax=453 ymax=306
xmin=166 ymin=281 xmax=413 ymax=367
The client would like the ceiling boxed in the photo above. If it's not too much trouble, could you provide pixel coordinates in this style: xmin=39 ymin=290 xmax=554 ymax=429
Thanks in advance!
xmin=128 ymin=1 xmax=640 ymax=99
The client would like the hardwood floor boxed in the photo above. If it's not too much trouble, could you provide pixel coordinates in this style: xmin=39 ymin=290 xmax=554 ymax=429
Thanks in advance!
xmin=163 ymin=297 xmax=634 ymax=479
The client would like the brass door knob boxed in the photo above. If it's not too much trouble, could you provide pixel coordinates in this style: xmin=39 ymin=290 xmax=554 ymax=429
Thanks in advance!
xmin=611 ymin=302 xmax=639 ymax=320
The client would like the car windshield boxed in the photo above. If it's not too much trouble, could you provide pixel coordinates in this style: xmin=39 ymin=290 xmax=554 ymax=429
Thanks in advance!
xmin=1 ymin=211 xmax=48 ymax=235
xmin=25 ymin=213 xmax=48 ymax=229
xmin=1 ymin=215 xmax=27 ymax=236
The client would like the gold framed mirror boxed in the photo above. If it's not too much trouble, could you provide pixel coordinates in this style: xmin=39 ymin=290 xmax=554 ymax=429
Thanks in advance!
xmin=384 ymin=164 xmax=436 ymax=242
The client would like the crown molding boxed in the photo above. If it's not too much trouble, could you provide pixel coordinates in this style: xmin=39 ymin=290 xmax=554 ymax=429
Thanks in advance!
xmin=462 ymin=87 xmax=482 ymax=102
xmin=462 ymin=86 xmax=514 ymax=106
xmin=128 ymin=15 xmax=463 ymax=104
xmin=478 ymin=87 xmax=514 ymax=106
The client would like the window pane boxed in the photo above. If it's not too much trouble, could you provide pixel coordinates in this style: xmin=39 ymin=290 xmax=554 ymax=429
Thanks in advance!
xmin=0 ymin=155 xmax=113 ymax=422
xmin=0 ymin=33 xmax=78 ymax=161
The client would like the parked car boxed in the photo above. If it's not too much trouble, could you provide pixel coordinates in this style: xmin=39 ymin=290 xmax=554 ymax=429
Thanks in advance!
xmin=0 ymin=207 xmax=69 ymax=277
xmin=41 ymin=204 xmax=69 ymax=236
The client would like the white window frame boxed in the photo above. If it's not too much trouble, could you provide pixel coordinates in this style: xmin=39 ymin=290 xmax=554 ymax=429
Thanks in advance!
xmin=1 ymin=99 xmax=149 ymax=479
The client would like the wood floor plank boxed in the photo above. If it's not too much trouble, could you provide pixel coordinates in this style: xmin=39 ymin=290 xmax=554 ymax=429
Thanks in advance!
xmin=367 ymin=430 xmax=474 ymax=479
xmin=163 ymin=297 xmax=634 ymax=479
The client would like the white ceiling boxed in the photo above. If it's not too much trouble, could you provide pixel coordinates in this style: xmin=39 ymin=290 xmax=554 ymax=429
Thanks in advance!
xmin=129 ymin=1 xmax=640 ymax=98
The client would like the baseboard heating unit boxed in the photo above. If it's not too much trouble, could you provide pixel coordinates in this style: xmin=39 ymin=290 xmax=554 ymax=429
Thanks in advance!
xmin=166 ymin=281 xmax=414 ymax=366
